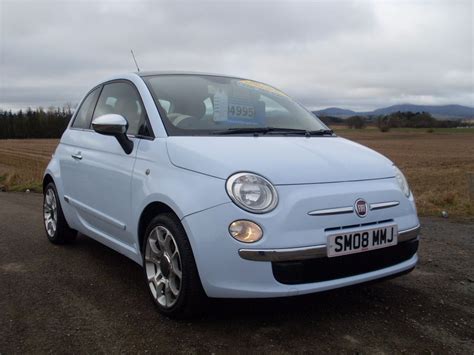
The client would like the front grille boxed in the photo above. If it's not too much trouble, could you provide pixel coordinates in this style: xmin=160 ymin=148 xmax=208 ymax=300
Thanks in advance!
xmin=272 ymin=239 xmax=418 ymax=285
xmin=324 ymin=219 xmax=394 ymax=233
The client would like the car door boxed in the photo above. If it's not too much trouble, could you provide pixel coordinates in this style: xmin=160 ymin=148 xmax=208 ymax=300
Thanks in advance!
xmin=62 ymin=80 xmax=151 ymax=252
xmin=59 ymin=85 xmax=101 ymax=229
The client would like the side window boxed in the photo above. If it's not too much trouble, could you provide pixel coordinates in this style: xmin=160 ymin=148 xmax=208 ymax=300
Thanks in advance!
xmin=72 ymin=87 xmax=101 ymax=129
xmin=93 ymin=82 xmax=149 ymax=136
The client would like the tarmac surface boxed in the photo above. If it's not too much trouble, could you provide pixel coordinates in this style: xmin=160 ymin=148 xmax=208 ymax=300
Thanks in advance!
xmin=0 ymin=192 xmax=473 ymax=353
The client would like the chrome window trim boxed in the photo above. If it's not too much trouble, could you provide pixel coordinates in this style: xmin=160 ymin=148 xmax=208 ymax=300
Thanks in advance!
xmin=238 ymin=224 xmax=420 ymax=262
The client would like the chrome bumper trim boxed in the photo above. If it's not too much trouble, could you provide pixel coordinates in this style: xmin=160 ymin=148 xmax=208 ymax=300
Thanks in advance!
xmin=308 ymin=206 xmax=354 ymax=216
xmin=308 ymin=201 xmax=400 ymax=216
xmin=238 ymin=224 xmax=420 ymax=262
xmin=370 ymin=201 xmax=400 ymax=210
xmin=397 ymin=224 xmax=421 ymax=243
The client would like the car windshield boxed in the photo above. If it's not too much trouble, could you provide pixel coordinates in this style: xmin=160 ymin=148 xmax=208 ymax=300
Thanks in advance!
xmin=143 ymin=74 xmax=329 ymax=136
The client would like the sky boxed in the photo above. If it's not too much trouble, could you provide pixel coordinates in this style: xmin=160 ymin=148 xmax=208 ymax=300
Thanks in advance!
xmin=0 ymin=0 xmax=473 ymax=111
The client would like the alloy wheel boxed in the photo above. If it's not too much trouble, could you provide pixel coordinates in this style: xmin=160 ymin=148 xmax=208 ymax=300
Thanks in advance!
xmin=145 ymin=226 xmax=183 ymax=308
xmin=43 ymin=188 xmax=58 ymax=238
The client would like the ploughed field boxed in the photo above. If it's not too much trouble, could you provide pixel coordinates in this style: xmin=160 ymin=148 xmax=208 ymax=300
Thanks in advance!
xmin=339 ymin=129 xmax=474 ymax=219
xmin=0 ymin=139 xmax=56 ymax=192
xmin=0 ymin=128 xmax=473 ymax=218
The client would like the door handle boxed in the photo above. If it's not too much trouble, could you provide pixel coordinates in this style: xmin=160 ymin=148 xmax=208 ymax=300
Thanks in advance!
xmin=71 ymin=153 xmax=83 ymax=160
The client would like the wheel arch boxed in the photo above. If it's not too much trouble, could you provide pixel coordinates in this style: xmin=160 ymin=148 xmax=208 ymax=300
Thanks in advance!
xmin=138 ymin=201 xmax=181 ymax=254
xmin=43 ymin=173 xmax=55 ymax=193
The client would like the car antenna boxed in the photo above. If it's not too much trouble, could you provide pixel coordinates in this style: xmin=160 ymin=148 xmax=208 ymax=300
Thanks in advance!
xmin=130 ymin=49 xmax=140 ymax=72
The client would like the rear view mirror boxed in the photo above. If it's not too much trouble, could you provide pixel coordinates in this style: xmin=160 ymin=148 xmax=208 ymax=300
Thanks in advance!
xmin=92 ymin=114 xmax=134 ymax=154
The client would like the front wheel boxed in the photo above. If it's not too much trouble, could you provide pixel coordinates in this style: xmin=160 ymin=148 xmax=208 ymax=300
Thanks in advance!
xmin=143 ymin=213 xmax=206 ymax=318
xmin=43 ymin=182 xmax=76 ymax=244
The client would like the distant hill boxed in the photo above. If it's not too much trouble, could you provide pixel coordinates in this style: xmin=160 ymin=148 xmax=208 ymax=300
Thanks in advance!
xmin=313 ymin=104 xmax=474 ymax=119
xmin=313 ymin=107 xmax=357 ymax=116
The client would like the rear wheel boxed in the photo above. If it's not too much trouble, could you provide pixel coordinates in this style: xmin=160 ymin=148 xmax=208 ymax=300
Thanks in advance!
xmin=43 ymin=182 xmax=76 ymax=244
xmin=143 ymin=213 xmax=206 ymax=318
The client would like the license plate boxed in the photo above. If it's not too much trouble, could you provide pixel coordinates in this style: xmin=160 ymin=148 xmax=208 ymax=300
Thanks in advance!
xmin=327 ymin=224 xmax=398 ymax=258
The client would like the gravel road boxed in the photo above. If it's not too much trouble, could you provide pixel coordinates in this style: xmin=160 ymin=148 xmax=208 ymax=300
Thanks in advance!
xmin=0 ymin=192 xmax=472 ymax=353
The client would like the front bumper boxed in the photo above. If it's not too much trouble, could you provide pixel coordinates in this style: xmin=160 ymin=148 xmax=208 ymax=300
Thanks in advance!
xmin=238 ymin=225 xmax=420 ymax=262
xmin=272 ymin=237 xmax=418 ymax=285
xmin=181 ymin=178 xmax=420 ymax=298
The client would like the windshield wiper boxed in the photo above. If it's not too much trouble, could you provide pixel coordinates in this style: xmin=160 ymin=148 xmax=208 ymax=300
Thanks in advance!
xmin=304 ymin=129 xmax=334 ymax=136
xmin=266 ymin=128 xmax=334 ymax=136
xmin=212 ymin=127 xmax=334 ymax=136
xmin=212 ymin=127 xmax=296 ymax=135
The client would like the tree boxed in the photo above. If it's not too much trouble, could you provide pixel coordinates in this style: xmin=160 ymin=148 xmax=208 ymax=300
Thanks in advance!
xmin=346 ymin=116 xmax=366 ymax=129
xmin=376 ymin=115 xmax=391 ymax=132
xmin=0 ymin=106 xmax=72 ymax=139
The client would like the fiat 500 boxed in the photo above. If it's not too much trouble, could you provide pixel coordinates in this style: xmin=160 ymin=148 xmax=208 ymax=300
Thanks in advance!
xmin=43 ymin=72 xmax=420 ymax=317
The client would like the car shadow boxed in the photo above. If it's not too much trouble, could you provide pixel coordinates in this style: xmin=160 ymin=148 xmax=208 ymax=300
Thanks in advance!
xmin=71 ymin=233 xmax=418 ymax=323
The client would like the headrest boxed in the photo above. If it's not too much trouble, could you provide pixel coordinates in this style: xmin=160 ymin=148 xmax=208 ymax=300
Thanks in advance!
xmin=174 ymin=98 xmax=206 ymax=119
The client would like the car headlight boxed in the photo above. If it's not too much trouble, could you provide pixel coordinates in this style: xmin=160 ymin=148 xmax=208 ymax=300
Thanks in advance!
xmin=394 ymin=165 xmax=411 ymax=198
xmin=226 ymin=172 xmax=278 ymax=213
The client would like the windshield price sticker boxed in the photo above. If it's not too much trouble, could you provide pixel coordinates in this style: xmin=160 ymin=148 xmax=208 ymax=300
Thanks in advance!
xmin=228 ymin=103 xmax=255 ymax=120
xmin=225 ymin=98 xmax=265 ymax=124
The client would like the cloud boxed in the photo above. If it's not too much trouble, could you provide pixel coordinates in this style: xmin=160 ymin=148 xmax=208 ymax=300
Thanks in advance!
xmin=0 ymin=0 xmax=472 ymax=111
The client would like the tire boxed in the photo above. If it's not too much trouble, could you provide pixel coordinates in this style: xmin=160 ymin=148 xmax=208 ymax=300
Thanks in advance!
xmin=142 ymin=213 xmax=207 ymax=318
xmin=43 ymin=182 xmax=76 ymax=244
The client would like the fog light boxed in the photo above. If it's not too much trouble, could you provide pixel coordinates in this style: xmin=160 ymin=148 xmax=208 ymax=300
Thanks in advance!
xmin=229 ymin=220 xmax=263 ymax=243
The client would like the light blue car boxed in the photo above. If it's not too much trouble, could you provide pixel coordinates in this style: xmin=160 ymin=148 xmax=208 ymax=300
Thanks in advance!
xmin=43 ymin=72 xmax=420 ymax=317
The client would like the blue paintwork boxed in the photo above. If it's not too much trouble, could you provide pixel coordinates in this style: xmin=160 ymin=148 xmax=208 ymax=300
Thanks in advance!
xmin=44 ymin=72 xmax=419 ymax=298
xmin=166 ymin=136 xmax=395 ymax=184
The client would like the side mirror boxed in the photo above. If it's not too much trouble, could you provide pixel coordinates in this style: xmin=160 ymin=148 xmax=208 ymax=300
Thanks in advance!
xmin=92 ymin=114 xmax=134 ymax=154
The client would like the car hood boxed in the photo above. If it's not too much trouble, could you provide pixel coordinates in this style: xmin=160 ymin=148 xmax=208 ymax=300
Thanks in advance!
xmin=166 ymin=136 xmax=395 ymax=185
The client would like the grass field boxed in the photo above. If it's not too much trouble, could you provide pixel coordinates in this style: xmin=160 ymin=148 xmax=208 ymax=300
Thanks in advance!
xmin=0 ymin=128 xmax=473 ymax=218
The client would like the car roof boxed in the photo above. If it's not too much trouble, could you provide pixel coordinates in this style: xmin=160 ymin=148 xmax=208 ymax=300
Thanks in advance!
xmin=135 ymin=71 xmax=246 ymax=80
